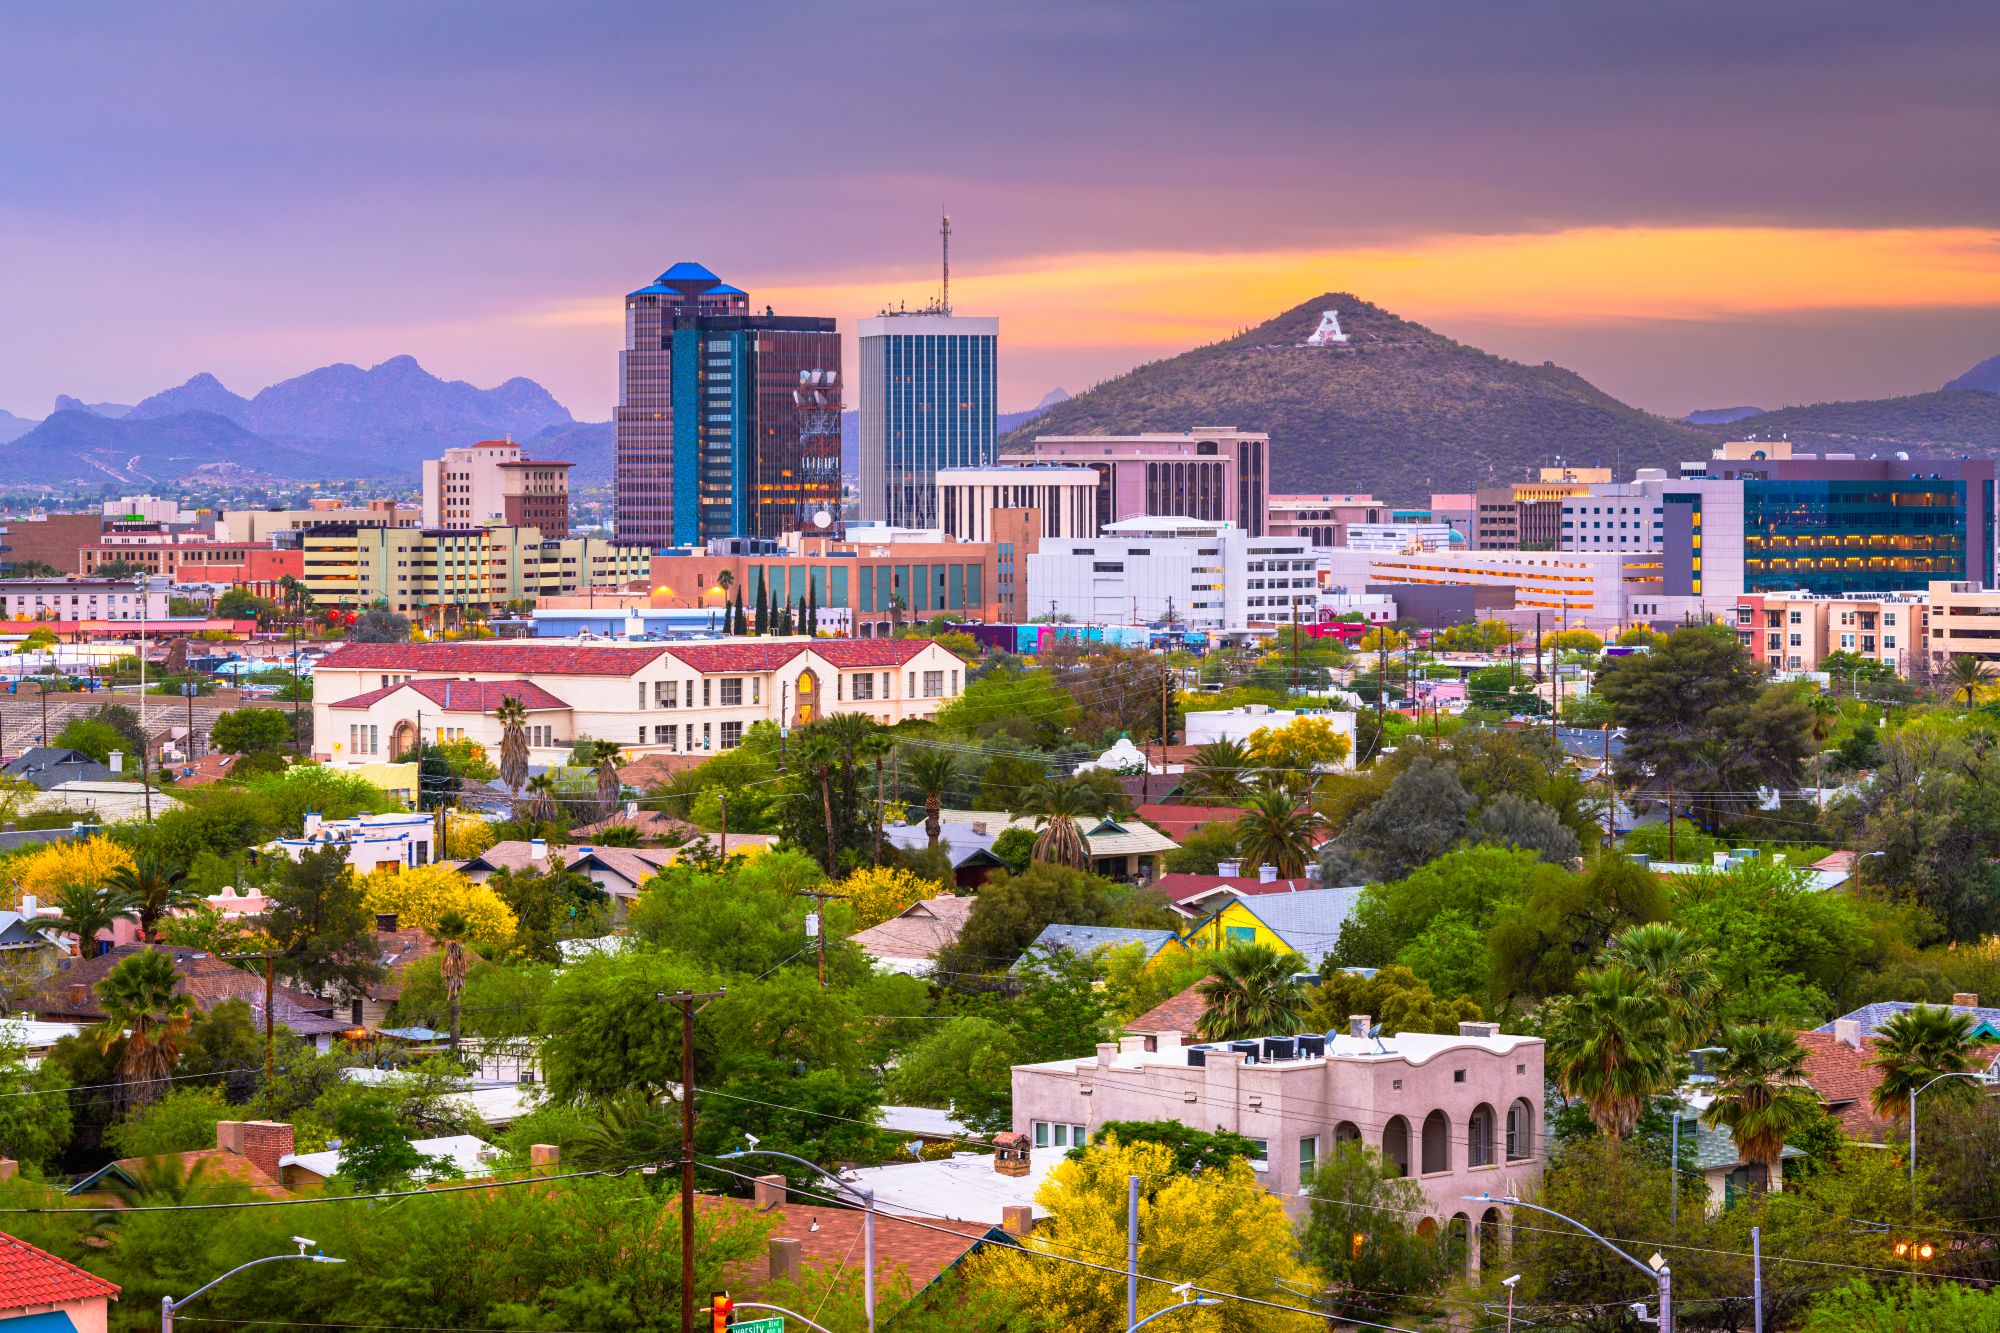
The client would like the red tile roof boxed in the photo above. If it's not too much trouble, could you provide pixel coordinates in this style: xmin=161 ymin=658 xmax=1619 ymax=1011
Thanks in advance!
xmin=1158 ymin=872 xmax=1322 ymax=903
xmin=27 ymin=946 xmax=343 ymax=1033
xmin=1125 ymin=982 xmax=1208 ymax=1036
xmin=808 ymin=639 xmax=935 ymax=667
xmin=326 ymin=678 xmax=570 ymax=713
xmin=316 ymin=642 xmax=671 ymax=677
xmin=663 ymin=643 xmax=822 ymax=673
xmin=1795 ymin=1030 xmax=1890 ymax=1140
xmin=701 ymin=1196 xmax=1003 ymax=1300
xmin=0 ymin=1229 xmax=120 ymax=1308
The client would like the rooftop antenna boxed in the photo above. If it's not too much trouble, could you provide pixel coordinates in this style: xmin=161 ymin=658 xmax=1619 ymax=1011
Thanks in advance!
xmin=941 ymin=211 xmax=952 ymax=315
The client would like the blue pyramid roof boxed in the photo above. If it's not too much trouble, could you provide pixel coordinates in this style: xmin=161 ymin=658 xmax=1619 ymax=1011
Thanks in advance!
xmin=704 ymin=283 xmax=747 ymax=296
xmin=657 ymin=262 xmax=721 ymax=284
xmin=627 ymin=283 xmax=676 ymax=298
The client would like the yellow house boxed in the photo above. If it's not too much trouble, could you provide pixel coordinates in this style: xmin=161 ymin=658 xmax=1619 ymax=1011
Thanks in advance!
xmin=1173 ymin=885 xmax=1364 ymax=969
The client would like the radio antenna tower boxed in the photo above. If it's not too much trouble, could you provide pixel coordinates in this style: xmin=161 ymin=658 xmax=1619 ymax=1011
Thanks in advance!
xmin=940 ymin=211 xmax=952 ymax=315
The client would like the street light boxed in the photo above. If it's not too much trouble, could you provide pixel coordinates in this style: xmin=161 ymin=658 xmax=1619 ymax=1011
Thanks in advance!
xmin=721 ymin=1145 xmax=878 ymax=1333
xmin=1500 ymin=1273 xmax=1521 ymax=1333
xmin=1127 ymin=1284 xmax=1222 ymax=1332
xmin=161 ymin=1242 xmax=346 ymax=1332
xmin=1467 ymin=1193 xmax=1669 ymax=1332
xmin=1909 ymin=1069 xmax=1993 ymax=1203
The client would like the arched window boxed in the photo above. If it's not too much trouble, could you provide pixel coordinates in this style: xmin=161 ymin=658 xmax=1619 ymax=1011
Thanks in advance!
xmin=1334 ymin=1120 xmax=1361 ymax=1147
xmin=1468 ymin=1103 xmax=1497 ymax=1168
xmin=1382 ymin=1116 xmax=1410 ymax=1178
xmin=1506 ymin=1098 xmax=1536 ymax=1161
xmin=1422 ymin=1110 xmax=1450 ymax=1175
xmin=1447 ymin=1213 xmax=1472 ymax=1274
xmin=1480 ymin=1208 xmax=1504 ymax=1271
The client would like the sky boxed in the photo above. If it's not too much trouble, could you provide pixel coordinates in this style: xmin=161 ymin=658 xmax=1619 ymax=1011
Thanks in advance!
xmin=5 ymin=0 xmax=2000 ymax=423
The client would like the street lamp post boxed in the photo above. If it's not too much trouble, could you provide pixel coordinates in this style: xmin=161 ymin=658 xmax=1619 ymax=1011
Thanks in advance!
xmin=721 ymin=1146 xmax=877 ymax=1333
xmin=1468 ymin=1193 xmax=1670 ymax=1332
xmin=1127 ymin=1289 xmax=1222 ymax=1332
xmin=161 ymin=1242 xmax=346 ymax=1332
xmin=1909 ymin=1069 xmax=1992 ymax=1204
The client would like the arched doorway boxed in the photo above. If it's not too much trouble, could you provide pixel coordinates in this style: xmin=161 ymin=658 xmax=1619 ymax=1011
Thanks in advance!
xmin=1468 ymin=1103 xmax=1497 ymax=1168
xmin=1422 ymin=1110 xmax=1451 ymax=1174
xmin=1479 ymin=1208 xmax=1504 ymax=1271
xmin=390 ymin=718 xmax=417 ymax=758
xmin=793 ymin=669 xmax=820 ymax=727
xmin=1334 ymin=1120 xmax=1361 ymax=1148
xmin=1382 ymin=1116 xmax=1410 ymax=1178
xmin=1448 ymin=1214 xmax=1471 ymax=1276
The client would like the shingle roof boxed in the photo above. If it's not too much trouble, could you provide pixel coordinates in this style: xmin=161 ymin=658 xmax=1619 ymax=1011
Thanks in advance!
xmin=1795 ymin=1030 xmax=1892 ymax=1139
xmin=1189 ymin=885 xmax=1365 ymax=968
xmin=850 ymin=897 xmax=975 ymax=961
xmin=1021 ymin=925 xmax=1178 ymax=961
xmin=26 ymin=945 xmax=342 ymax=1032
xmin=1816 ymin=1001 xmax=2000 ymax=1040
xmin=702 ymin=1196 xmax=1007 ymax=1301
xmin=0 ymin=1229 xmax=120 ymax=1308
xmin=326 ymin=678 xmax=570 ymax=713
xmin=315 ymin=642 xmax=671 ymax=677
xmin=1125 ymin=982 xmax=1208 ymax=1036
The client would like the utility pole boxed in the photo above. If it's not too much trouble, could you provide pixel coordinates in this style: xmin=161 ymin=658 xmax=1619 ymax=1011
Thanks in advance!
xmin=291 ymin=614 xmax=302 ymax=756
xmin=796 ymin=888 xmax=849 ymax=987
xmin=657 ymin=988 xmax=725 ymax=1333
xmin=718 ymin=794 xmax=728 ymax=860
xmin=1603 ymin=725 xmax=1615 ymax=847
xmin=224 ymin=948 xmax=279 ymax=1086
xmin=138 ymin=573 xmax=152 ymax=823
xmin=873 ymin=756 xmax=884 ymax=867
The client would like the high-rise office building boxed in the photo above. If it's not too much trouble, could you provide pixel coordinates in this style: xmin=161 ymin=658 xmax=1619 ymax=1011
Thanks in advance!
xmin=615 ymin=263 xmax=841 ymax=548
xmin=858 ymin=313 xmax=999 ymax=527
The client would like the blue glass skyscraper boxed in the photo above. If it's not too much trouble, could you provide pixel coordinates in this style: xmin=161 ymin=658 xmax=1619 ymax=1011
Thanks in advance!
xmin=857 ymin=313 xmax=999 ymax=528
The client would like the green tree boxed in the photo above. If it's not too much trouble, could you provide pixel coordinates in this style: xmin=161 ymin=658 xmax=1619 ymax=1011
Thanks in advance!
xmin=937 ymin=863 xmax=1125 ymax=974
xmin=934 ymin=664 xmax=1078 ymax=746
xmin=107 ymin=850 xmax=199 ymax=941
xmin=1318 ymin=758 xmax=1475 ymax=883
xmin=0 ymin=1036 xmax=72 ymax=1169
xmin=1162 ymin=821 xmax=1240 ymax=874
xmin=902 ymin=749 xmax=959 ymax=850
xmin=488 ymin=863 xmax=610 ymax=963
xmin=1471 ymin=792 xmax=1580 ymax=864
xmin=1301 ymin=1140 xmax=1454 ymax=1317
xmin=1604 ymin=921 xmax=1719 ymax=1051
xmin=1702 ymin=1023 xmax=1823 ymax=1191
xmin=258 ymin=843 xmax=384 ymax=999
xmin=95 ymin=949 xmax=198 ymax=1108
xmin=1802 ymin=1281 xmax=2000 ymax=1332
xmin=207 ymin=707 xmax=291 ymax=755
xmin=1183 ymin=739 xmax=1252 ymax=805
xmin=1544 ymin=962 xmax=1674 ymax=1139
xmin=978 ymin=753 xmax=1047 ymax=810
xmin=496 ymin=694 xmax=530 ymax=810
xmin=1193 ymin=942 xmax=1307 ymax=1041
xmin=1944 ymin=654 xmax=1999 ymax=708
xmin=328 ymin=1096 xmax=461 ymax=1192
xmin=47 ymin=882 xmax=133 ymax=959
xmin=1305 ymin=963 xmax=1481 ymax=1036
xmin=1487 ymin=854 xmax=1664 ymax=1004
xmin=1869 ymin=1004 xmax=1981 ymax=1120
xmin=1020 ymin=775 xmax=1101 ymax=871
xmin=884 ymin=1016 xmax=1020 ymax=1134
xmin=104 ymin=1084 xmax=234 ymax=1158
xmin=347 ymin=606 xmax=410 ymax=642
xmin=1232 ymin=784 xmax=1323 ymax=878
xmin=51 ymin=716 xmax=127 ymax=765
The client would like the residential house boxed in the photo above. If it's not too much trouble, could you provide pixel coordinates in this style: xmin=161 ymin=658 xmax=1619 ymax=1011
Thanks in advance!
xmin=930 ymin=810 xmax=1179 ymax=884
xmin=0 ymin=1229 xmax=120 ymax=1333
xmin=1017 ymin=925 xmax=1179 ymax=969
xmin=261 ymin=812 xmax=436 ymax=874
xmin=1157 ymin=864 xmax=1329 ymax=911
xmin=1011 ymin=1018 xmax=1544 ymax=1265
xmin=1123 ymin=984 xmax=1210 ymax=1047
xmin=1135 ymin=803 xmax=1246 ymax=845
xmin=0 ymin=748 xmax=112 ymax=791
xmin=349 ymin=926 xmax=439 ymax=1032
xmin=1174 ymin=883 xmax=1366 ymax=968
xmin=280 ymin=1133 xmax=498 ymax=1189
xmin=26 ymin=946 xmax=350 ymax=1052
xmin=1795 ymin=1024 xmax=1895 ymax=1141
xmin=457 ymin=839 xmax=701 ymax=905
xmin=69 ymin=1119 xmax=293 ymax=1203
xmin=850 ymin=897 xmax=976 ymax=977
xmin=882 ymin=820 xmax=1009 ymax=889
xmin=1814 ymin=994 xmax=2000 ymax=1041
xmin=843 ymin=1147 xmax=1068 ymax=1225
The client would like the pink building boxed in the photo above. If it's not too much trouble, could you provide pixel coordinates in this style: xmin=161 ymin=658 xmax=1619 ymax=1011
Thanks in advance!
xmin=1267 ymin=493 xmax=1389 ymax=547
xmin=1003 ymin=428 xmax=1269 ymax=536
xmin=1010 ymin=1018 xmax=1543 ymax=1265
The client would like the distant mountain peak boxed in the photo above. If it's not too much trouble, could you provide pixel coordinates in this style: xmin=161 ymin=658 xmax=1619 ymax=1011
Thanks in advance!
xmin=1036 ymin=387 xmax=1071 ymax=410
xmin=1944 ymin=354 xmax=2000 ymax=396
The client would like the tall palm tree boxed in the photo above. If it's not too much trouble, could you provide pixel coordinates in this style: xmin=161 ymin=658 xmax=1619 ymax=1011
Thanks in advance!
xmin=524 ymin=772 xmax=559 ymax=825
xmin=590 ymin=740 xmax=624 ymax=824
xmin=1944 ymin=654 xmax=1998 ymax=709
xmin=106 ymin=851 xmax=199 ymax=942
xmin=794 ymin=713 xmax=889 ymax=871
xmin=496 ymin=695 xmax=530 ymax=812
xmin=902 ymin=749 xmax=959 ymax=850
xmin=1545 ymin=962 xmax=1674 ymax=1140
xmin=1183 ymin=739 xmax=1252 ymax=805
xmin=1805 ymin=692 xmax=1841 ymax=798
xmin=48 ymin=882 xmax=133 ymax=959
xmin=1869 ymin=1004 xmax=1981 ymax=1119
xmin=94 ymin=949 xmax=196 ymax=1108
xmin=1701 ymin=1023 xmax=1823 ymax=1192
xmin=1233 ymin=784 xmax=1324 ymax=879
xmin=1020 ymin=775 xmax=1101 ymax=871
xmin=1603 ymin=922 xmax=1719 ymax=1052
xmin=430 ymin=909 xmax=472 ymax=1057
xmin=1194 ymin=943 xmax=1308 ymax=1041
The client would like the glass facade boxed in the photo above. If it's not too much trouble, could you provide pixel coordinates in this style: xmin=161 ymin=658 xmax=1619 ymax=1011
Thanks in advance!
xmin=858 ymin=316 xmax=998 ymax=527
xmin=1742 ymin=478 xmax=1977 ymax=595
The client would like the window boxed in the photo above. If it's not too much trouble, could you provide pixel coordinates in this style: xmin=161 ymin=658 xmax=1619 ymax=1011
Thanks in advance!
xmin=719 ymin=678 xmax=743 ymax=707
xmin=908 ymin=671 xmax=917 ymax=696
xmin=638 ymin=683 xmax=647 ymax=710
xmin=852 ymin=673 xmax=875 ymax=700
xmin=1468 ymin=1104 xmax=1496 ymax=1167
xmin=1247 ymin=1139 xmax=1270 ymax=1172
xmin=1225 ymin=924 xmax=1255 ymax=944
xmin=1506 ymin=1099 xmax=1535 ymax=1160
xmin=702 ymin=722 xmax=713 ymax=750
xmin=656 ymin=680 xmax=678 ymax=708
xmin=923 ymin=670 xmax=944 ymax=697
xmin=1032 ymin=1121 xmax=1089 ymax=1149
xmin=1298 ymin=1136 xmax=1319 ymax=1176
xmin=719 ymin=721 xmax=743 ymax=749
xmin=702 ymin=680 xmax=712 ymax=707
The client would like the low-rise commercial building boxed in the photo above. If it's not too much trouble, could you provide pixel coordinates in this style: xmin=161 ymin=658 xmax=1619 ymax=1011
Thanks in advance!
xmin=1320 ymin=547 xmax=1704 ymax=636
xmin=0 ymin=577 xmax=170 ymax=622
xmin=1925 ymin=581 xmax=2000 ymax=672
xmin=1732 ymin=591 xmax=1926 ymax=676
xmin=1027 ymin=517 xmax=1316 ymax=631
xmin=1002 ymin=428 xmax=1270 ymax=535
xmin=0 ymin=512 xmax=106 ymax=574
xmin=423 ymin=440 xmax=572 ymax=536
xmin=311 ymin=638 xmax=967 ymax=765
xmin=1266 ymin=493 xmax=1388 ymax=547
xmin=1011 ymin=1019 xmax=1544 ymax=1254
xmin=221 ymin=501 xmax=418 ymax=544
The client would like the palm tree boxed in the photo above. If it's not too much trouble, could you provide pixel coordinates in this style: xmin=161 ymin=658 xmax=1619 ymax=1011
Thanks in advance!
xmin=1701 ymin=1023 xmax=1823 ymax=1192
xmin=1183 ymin=739 xmax=1252 ymax=805
xmin=590 ymin=740 xmax=623 ymax=824
xmin=496 ymin=695 xmax=530 ymax=812
xmin=795 ymin=714 xmax=889 ymax=871
xmin=48 ymin=882 xmax=133 ymax=959
xmin=902 ymin=749 xmax=959 ymax=850
xmin=430 ymin=909 xmax=472 ymax=1057
xmin=95 ymin=949 xmax=196 ymax=1108
xmin=1805 ymin=692 xmax=1841 ymax=799
xmin=107 ymin=851 xmax=198 ymax=942
xmin=1233 ymin=784 xmax=1324 ymax=879
xmin=1944 ymin=654 xmax=1998 ymax=709
xmin=1545 ymin=962 xmax=1674 ymax=1140
xmin=1869 ymin=1004 xmax=1981 ymax=1119
xmin=1020 ymin=775 xmax=1101 ymax=871
xmin=1194 ymin=942 xmax=1308 ymax=1041
xmin=1603 ymin=922 xmax=1719 ymax=1052
xmin=524 ymin=773 xmax=559 ymax=825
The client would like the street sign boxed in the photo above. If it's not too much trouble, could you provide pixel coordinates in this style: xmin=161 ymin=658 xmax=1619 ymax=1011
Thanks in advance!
xmin=733 ymin=1319 xmax=783 ymax=1333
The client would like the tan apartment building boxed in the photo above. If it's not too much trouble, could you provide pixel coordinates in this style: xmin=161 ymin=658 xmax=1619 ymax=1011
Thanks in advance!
xmin=220 ymin=500 xmax=418 ymax=544
xmin=301 ymin=525 xmax=650 ymax=618
xmin=1733 ymin=590 xmax=1927 ymax=676
xmin=1266 ymin=493 xmax=1388 ymax=547
xmin=422 ymin=440 xmax=572 ymax=536
xmin=1926 ymin=581 xmax=2000 ymax=672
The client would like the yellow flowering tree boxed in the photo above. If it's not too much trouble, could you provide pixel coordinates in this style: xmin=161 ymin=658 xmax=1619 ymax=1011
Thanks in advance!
xmin=1245 ymin=716 xmax=1352 ymax=777
xmin=443 ymin=812 xmax=496 ymax=860
xmin=6 ymin=836 xmax=134 ymax=908
xmin=971 ymin=1137 xmax=1317 ymax=1332
xmin=362 ymin=865 xmax=515 ymax=946
xmin=835 ymin=866 xmax=947 ymax=930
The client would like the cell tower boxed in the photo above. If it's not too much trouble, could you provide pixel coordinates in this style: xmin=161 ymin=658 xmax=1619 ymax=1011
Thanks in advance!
xmin=940 ymin=211 xmax=952 ymax=315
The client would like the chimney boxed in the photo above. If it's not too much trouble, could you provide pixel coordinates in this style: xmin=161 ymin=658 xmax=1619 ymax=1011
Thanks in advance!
xmin=753 ymin=1173 xmax=788 ymax=1209
xmin=1258 ymin=864 xmax=1278 ymax=884
xmin=237 ymin=1120 xmax=294 ymax=1183
xmin=1954 ymin=993 xmax=1980 ymax=1008
xmin=1216 ymin=859 xmax=1242 ymax=878
xmin=0 ymin=1158 xmax=16 ymax=1181
xmin=768 ymin=1237 xmax=803 ymax=1287
xmin=971 ymin=821 xmax=988 ymax=836
xmin=303 ymin=812 xmax=322 ymax=838
xmin=66 ymin=982 xmax=88 ymax=1009
xmin=1458 ymin=1021 xmax=1501 ymax=1039
xmin=529 ymin=1144 xmax=560 ymax=1175
xmin=18 ymin=895 xmax=35 ymax=920
xmin=1001 ymin=1205 xmax=1036 ymax=1236
xmin=1095 ymin=1041 xmax=1117 ymax=1067
xmin=375 ymin=913 xmax=398 ymax=933
xmin=1833 ymin=1019 xmax=1863 ymax=1050
xmin=529 ymin=838 xmax=548 ymax=864
xmin=215 ymin=1121 xmax=246 ymax=1154
xmin=1349 ymin=1014 xmax=1372 ymax=1039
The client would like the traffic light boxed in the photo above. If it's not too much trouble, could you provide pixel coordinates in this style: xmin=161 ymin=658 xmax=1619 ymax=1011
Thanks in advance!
xmin=708 ymin=1291 xmax=734 ymax=1331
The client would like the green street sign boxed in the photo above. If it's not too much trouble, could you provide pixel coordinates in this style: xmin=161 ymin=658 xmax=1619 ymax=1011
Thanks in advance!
xmin=732 ymin=1319 xmax=783 ymax=1333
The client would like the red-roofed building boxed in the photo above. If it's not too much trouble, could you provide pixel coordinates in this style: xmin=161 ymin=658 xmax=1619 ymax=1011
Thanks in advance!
xmin=313 ymin=638 xmax=969 ymax=766
xmin=0 ymin=1229 xmax=119 ymax=1332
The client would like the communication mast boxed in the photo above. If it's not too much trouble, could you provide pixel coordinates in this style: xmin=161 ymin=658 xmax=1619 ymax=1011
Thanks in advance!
xmin=940 ymin=211 xmax=952 ymax=315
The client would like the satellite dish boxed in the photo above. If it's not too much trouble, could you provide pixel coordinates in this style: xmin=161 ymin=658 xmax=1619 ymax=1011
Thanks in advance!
xmin=812 ymin=510 xmax=833 ymax=529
